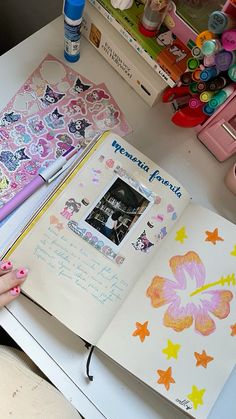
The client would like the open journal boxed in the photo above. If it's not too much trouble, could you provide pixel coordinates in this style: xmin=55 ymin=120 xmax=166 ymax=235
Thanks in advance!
xmin=3 ymin=131 xmax=236 ymax=419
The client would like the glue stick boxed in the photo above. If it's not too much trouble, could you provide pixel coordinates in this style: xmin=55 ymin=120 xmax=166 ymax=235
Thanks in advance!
xmin=64 ymin=0 xmax=85 ymax=62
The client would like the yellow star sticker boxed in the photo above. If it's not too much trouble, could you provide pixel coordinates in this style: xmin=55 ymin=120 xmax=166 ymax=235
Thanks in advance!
xmin=162 ymin=339 xmax=181 ymax=360
xmin=175 ymin=227 xmax=188 ymax=244
xmin=187 ymin=385 xmax=205 ymax=410
xmin=230 ymin=245 xmax=236 ymax=256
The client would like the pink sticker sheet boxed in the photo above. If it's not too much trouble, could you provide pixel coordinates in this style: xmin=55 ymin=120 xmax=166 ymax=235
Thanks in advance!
xmin=0 ymin=54 xmax=132 ymax=206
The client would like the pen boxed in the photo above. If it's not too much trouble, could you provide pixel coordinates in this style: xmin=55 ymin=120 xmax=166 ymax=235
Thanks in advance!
xmin=0 ymin=133 xmax=101 ymax=222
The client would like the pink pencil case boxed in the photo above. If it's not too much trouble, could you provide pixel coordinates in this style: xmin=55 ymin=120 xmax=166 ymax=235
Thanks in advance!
xmin=196 ymin=92 xmax=236 ymax=162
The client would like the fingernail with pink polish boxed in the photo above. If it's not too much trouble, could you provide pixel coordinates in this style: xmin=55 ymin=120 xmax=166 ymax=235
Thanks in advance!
xmin=16 ymin=268 xmax=29 ymax=279
xmin=0 ymin=261 xmax=13 ymax=271
xmin=10 ymin=286 xmax=20 ymax=296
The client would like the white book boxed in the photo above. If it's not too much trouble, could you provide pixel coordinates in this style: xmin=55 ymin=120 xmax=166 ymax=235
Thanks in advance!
xmin=82 ymin=2 xmax=167 ymax=106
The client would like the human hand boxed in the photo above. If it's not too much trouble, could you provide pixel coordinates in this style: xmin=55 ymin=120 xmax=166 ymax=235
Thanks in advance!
xmin=0 ymin=261 xmax=28 ymax=308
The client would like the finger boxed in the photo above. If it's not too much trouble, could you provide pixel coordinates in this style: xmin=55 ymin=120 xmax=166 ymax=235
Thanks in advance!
xmin=0 ymin=285 xmax=21 ymax=308
xmin=0 ymin=268 xmax=28 ymax=295
xmin=0 ymin=260 xmax=13 ymax=276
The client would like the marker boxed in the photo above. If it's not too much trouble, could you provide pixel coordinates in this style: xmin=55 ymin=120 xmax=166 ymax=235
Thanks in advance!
xmin=196 ymin=30 xmax=216 ymax=48
xmin=196 ymin=81 xmax=207 ymax=93
xmin=200 ymin=91 xmax=215 ymax=102
xmin=203 ymin=54 xmax=215 ymax=67
xmin=192 ymin=69 xmax=202 ymax=81
xmin=208 ymin=85 xmax=235 ymax=109
xmin=189 ymin=96 xmax=202 ymax=109
xmin=187 ymin=57 xmax=199 ymax=72
xmin=221 ymin=29 xmax=236 ymax=51
xmin=180 ymin=71 xmax=193 ymax=85
xmin=208 ymin=11 xmax=236 ymax=34
xmin=215 ymin=50 xmax=235 ymax=72
xmin=200 ymin=66 xmax=219 ymax=81
xmin=189 ymin=82 xmax=198 ymax=94
xmin=228 ymin=63 xmax=236 ymax=82
xmin=202 ymin=39 xmax=222 ymax=56
xmin=191 ymin=45 xmax=203 ymax=60
xmin=203 ymin=103 xmax=215 ymax=116
xmin=208 ymin=76 xmax=227 ymax=91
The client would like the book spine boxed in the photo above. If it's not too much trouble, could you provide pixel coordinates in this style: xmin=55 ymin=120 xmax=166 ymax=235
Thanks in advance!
xmin=87 ymin=0 xmax=175 ymax=87
xmin=82 ymin=10 xmax=164 ymax=106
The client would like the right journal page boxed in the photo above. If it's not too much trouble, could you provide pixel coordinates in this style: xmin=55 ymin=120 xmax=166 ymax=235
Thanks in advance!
xmin=97 ymin=203 xmax=236 ymax=419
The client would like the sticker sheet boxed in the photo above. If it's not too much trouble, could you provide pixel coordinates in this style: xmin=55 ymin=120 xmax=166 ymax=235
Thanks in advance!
xmin=0 ymin=54 xmax=132 ymax=207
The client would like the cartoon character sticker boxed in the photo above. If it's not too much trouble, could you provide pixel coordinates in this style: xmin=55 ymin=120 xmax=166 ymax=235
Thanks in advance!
xmin=73 ymin=77 xmax=91 ymax=94
xmin=0 ymin=148 xmax=30 ymax=172
xmin=85 ymin=89 xmax=109 ymax=104
xmin=30 ymin=139 xmax=50 ymax=158
xmin=27 ymin=115 xmax=46 ymax=135
xmin=40 ymin=85 xmax=65 ymax=107
xmin=63 ymin=98 xmax=87 ymax=116
xmin=132 ymin=230 xmax=154 ymax=253
xmin=68 ymin=118 xmax=92 ymax=138
xmin=0 ymin=112 xmax=21 ymax=127
xmin=93 ymin=106 xmax=120 ymax=130
xmin=44 ymin=108 xmax=65 ymax=130
xmin=11 ymin=124 xmax=32 ymax=146
xmin=60 ymin=198 xmax=81 ymax=220
xmin=0 ymin=174 xmax=9 ymax=193
xmin=55 ymin=134 xmax=73 ymax=157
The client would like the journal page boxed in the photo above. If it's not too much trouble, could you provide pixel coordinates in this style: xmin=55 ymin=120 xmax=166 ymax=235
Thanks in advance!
xmin=6 ymin=132 xmax=190 ymax=345
xmin=97 ymin=204 xmax=236 ymax=419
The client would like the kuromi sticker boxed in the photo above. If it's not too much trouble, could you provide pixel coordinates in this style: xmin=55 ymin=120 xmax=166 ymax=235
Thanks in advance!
xmin=0 ymin=112 xmax=21 ymax=127
xmin=73 ymin=77 xmax=91 ymax=93
xmin=40 ymin=85 xmax=65 ymax=107
xmin=0 ymin=148 xmax=30 ymax=172
xmin=132 ymin=230 xmax=154 ymax=253
xmin=68 ymin=118 xmax=92 ymax=138
xmin=44 ymin=108 xmax=65 ymax=130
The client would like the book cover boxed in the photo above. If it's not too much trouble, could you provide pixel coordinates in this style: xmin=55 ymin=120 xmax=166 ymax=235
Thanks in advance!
xmin=3 ymin=131 xmax=236 ymax=419
xmin=82 ymin=2 xmax=167 ymax=106
xmin=89 ymin=0 xmax=192 ymax=84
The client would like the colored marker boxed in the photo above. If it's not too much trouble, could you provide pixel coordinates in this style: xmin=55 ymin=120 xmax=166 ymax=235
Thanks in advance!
xmin=215 ymin=50 xmax=235 ymax=72
xmin=196 ymin=30 xmax=216 ymax=48
xmin=200 ymin=66 xmax=219 ymax=81
xmin=187 ymin=57 xmax=199 ymax=71
xmin=192 ymin=69 xmax=202 ymax=82
xmin=191 ymin=45 xmax=203 ymax=60
xmin=202 ymin=39 xmax=222 ymax=56
xmin=208 ymin=76 xmax=227 ymax=91
xmin=200 ymin=91 xmax=215 ymax=102
xmin=196 ymin=81 xmax=207 ymax=93
xmin=203 ymin=103 xmax=215 ymax=116
xmin=189 ymin=96 xmax=202 ymax=109
xmin=208 ymin=85 xmax=235 ymax=109
xmin=180 ymin=72 xmax=193 ymax=85
xmin=228 ymin=64 xmax=236 ymax=82
xmin=189 ymin=82 xmax=198 ymax=94
xmin=203 ymin=54 xmax=215 ymax=67
xmin=208 ymin=11 xmax=236 ymax=34
xmin=221 ymin=29 xmax=236 ymax=51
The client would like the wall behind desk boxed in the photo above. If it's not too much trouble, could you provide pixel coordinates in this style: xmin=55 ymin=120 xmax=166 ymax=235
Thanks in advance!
xmin=0 ymin=0 xmax=63 ymax=55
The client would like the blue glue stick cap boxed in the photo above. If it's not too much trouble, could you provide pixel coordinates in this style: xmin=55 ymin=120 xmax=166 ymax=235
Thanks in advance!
xmin=64 ymin=0 xmax=85 ymax=20
xmin=200 ymin=66 xmax=218 ymax=81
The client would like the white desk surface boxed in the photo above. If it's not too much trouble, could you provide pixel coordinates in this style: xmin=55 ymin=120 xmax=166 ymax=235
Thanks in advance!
xmin=0 ymin=15 xmax=235 ymax=419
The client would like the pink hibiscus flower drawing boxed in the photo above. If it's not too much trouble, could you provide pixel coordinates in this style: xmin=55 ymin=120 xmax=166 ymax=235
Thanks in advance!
xmin=146 ymin=251 xmax=235 ymax=336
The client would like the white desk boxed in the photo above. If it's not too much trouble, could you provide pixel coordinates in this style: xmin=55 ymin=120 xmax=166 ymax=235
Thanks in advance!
xmin=0 ymin=16 xmax=235 ymax=419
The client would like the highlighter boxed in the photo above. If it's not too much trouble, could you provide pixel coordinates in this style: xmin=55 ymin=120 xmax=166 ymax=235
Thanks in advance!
xmin=208 ymin=76 xmax=227 ymax=91
xmin=196 ymin=30 xmax=216 ymax=48
xmin=202 ymin=39 xmax=222 ymax=56
xmin=228 ymin=64 xmax=236 ymax=82
xmin=200 ymin=66 xmax=219 ymax=81
xmin=189 ymin=97 xmax=202 ymax=109
xmin=189 ymin=82 xmax=198 ymax=94
xmin=203 ymin=54 xmax=215 ymax=67
xmin=221 ymin=29 xmax=236 ymax=51
xmin=208 ymin=11 xmax=236 ymax=34
xmin=208 ymin=85 xmax=235 ymax=109
xmin=215 ymin=50 xmax=235 ymax=72
xmin=180 ymin=71 xmax=193 ymax=85
xmin=202 ymin=103 xmax=215 ymax=116
xmin=200 ymin=91 xmax=215 ymax=103
xmin=187 ymin=57 xmax=199 ymax=72
xmin=196 ymin=81 xmax=207 ymax=93
xmin=192 ymin=69 xmax=202 ymax=82
xmin=191 ymin=46 xmax=203 ymax=60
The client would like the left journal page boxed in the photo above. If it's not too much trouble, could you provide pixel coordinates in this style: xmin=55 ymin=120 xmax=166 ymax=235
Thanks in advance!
xmin=5 ymin=132 xmax=190 ymax=344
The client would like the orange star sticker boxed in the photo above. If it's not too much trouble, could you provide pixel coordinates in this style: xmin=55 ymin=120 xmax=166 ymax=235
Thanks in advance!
xmin=205 ymin=228 xmax=224 ymax=245
xmin=157 ymin=367 xmax=175 ymax=391
xmin=132 ymin=321 xmax=150 ymax=342
xmin=194 ymin=350 xmax=214 ymax=368
xmin=230 ymin=323 xmax=236 ymax=336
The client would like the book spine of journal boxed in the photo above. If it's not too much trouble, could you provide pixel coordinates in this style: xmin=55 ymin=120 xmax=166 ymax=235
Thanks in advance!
xmin=82 ymin=4 xmax=167 ymax=106
xmin=87 ymin=0 xmax=176 ymax=87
